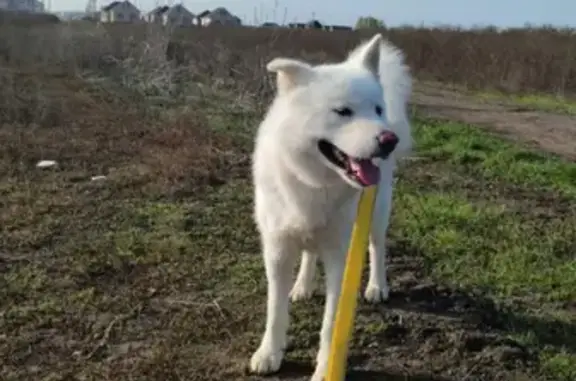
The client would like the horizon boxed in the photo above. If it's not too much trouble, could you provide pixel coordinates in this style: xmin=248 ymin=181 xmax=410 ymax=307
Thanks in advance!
xmin=48 ymin=0 xmax=575 ymax=29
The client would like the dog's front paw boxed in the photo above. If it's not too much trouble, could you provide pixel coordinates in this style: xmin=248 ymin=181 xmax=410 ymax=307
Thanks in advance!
xmin=310 ymin=350 xmax=328 ymax=381
xmin=289 ymin=281 xmax=315 ymax=302
xmin=364 ymin=283 xmax=389 ymax=303
xmin=250 ymin=345 xmax=283 ymax=374
xmin=310 ymin=369 xmax=325 ymax=381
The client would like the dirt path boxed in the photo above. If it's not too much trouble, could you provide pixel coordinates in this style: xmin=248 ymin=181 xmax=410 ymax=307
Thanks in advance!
xmin=411 ymin=82 xmax=576 ymax=161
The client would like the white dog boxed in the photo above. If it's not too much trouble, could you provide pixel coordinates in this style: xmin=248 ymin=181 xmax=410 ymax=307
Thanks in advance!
xmin=250 ymin=34 xmax=412 ymax=381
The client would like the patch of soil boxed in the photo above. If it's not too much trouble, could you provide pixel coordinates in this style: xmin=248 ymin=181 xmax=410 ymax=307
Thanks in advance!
xmin=412 ymin=82 xmax=576 ymax=161
xmin=348 ymin=249 xmax=537 ymax=381
xmin=242 ymin=249 xmax=542 ymax=381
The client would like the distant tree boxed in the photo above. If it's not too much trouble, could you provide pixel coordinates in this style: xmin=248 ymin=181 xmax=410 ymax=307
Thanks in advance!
xmin=355 ymin=16 xmax=385 ymax=29
xmin=307 ymin=19 xmax=323 ymax=29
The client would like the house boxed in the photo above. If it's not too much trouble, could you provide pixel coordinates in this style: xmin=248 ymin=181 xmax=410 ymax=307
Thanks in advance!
xmin=261 ymin=22 xmax=279 ymax=28
xmin=191 ymin=9 xmax=207 ymax=25
xmin=100 ymin=0 xmax=140 ymax=23
xmin=161 ymin=4 xmax=194 ymax=27
xmin=323 ymin=25 xmax=352 ymax=31
xmin=287 ymin=22 xmax=306 ymax=29
xmin=0 ymin=0 xmax=44 ymax=12
xmin=288 ymin=21 xmax=324 ymax=30
xmin=195 ymin=7 xmax=241 ymax=26
xmin=144 ymin=4 xmax=193 ymax=26
xmin=144 ymin=5 xmax=169 ymax=23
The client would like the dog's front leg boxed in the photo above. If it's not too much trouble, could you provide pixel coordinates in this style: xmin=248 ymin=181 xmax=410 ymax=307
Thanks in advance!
xmin=311 ymin=246 xmax=346 ymax=381
xmin=250 ymin=235 xmax=298 ymax=375
xmin=365 ymin=176 xmax=394 ymax=303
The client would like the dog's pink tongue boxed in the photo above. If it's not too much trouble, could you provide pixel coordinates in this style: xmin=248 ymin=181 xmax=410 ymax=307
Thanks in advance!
xmin=350 ymin=159 xmax=380 ymax=186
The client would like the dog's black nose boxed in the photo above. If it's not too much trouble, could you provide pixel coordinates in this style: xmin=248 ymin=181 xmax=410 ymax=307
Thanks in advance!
xmin=376 ymin=131 xmax=399 ymax=158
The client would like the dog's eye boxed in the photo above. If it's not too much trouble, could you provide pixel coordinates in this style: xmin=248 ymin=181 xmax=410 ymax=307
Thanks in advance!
xmin=333 ymin=107 xmax=354 ymax=117
xmin=375 ymin=105 xmax=383 ymax=116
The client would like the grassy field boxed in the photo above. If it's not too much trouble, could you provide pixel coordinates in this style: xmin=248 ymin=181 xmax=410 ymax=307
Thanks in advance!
xmin=1 ymin=21 xmax=576 ymax=381
xmin=2 ymin=92 xmax=575 ymax=380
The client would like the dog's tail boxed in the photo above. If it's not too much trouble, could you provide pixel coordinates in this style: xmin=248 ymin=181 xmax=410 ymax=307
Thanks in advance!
xmin=349 ymin=36 xmax=413 ymax=160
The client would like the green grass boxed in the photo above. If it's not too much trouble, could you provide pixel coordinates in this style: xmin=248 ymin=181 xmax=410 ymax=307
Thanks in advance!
xmin=392 ymin=118 xmax=576 ymax=380
xmin=392 ymin=189 xmax=575 ymax=301
xmin=400 ymin=120 xmax=576 ymax=302
xmin=414 ymin=119 xmax=576 ymax=196
xmin=476 ymin=91 xmax=576 ymax=115
xmin=1 ymin=102 xmax=575 ymax=380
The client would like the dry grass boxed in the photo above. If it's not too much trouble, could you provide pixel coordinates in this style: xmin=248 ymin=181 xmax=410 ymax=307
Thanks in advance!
xmin=1 ymin=21 xmax=575 ymax=381
xmin=166 ymin=25 xmax=576 ymax=95
xmin=4 ymin=22 xmax=576 ymax=102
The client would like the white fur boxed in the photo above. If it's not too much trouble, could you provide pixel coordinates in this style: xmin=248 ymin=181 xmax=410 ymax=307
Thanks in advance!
xmin=250 ymin=34 xmax=412 ymax=380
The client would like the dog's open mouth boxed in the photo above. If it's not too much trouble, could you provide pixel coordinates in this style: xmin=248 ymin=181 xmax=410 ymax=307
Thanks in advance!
xmin=318 ymin=139 xmax=380 ymax=186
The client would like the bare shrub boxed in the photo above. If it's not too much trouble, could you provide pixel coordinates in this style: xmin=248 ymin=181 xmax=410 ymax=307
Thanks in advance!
xmin=161 ymin=25 xmax=576 ymax=96
xmin=91 ymin=25 xmax=179 ymax=97
xmin=2 ymin=21 xmax=576 ymax=129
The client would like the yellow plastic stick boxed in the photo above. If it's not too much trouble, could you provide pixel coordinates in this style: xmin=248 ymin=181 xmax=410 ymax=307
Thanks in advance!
xmin=325 ymin=185 xmax=379 ymax=381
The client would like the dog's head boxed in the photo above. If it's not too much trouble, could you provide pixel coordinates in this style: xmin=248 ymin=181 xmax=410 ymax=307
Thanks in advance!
xmin=265 ymin=34 xmax=412 ymax=189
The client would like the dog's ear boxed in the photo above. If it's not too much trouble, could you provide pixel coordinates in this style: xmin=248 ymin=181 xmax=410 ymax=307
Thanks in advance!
xmin=267 ymin=58 xmax=314 ymax=94
xmin=346 ymin=33 xmax=383 ymax=77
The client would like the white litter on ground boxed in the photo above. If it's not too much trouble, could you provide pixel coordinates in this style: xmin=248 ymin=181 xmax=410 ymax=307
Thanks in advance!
xmin=36 ymin=160 xmax=57 ymax=168
xmin=91 ymin=175 xmax=107 ymax=181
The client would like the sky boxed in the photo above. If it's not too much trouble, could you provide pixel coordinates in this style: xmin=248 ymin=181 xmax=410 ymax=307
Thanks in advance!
xmin=50 ymin=0 xmax=576 ymax=29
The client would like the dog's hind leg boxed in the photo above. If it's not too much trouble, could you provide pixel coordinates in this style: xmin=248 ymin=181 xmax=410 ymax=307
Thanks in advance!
xmin=290 ymin=250 xmax=317 ymax=301
xmin=250 ymin=236 xmax=299 ymax=374
xmin=364 ymin=175 xmax=394 ymax=304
